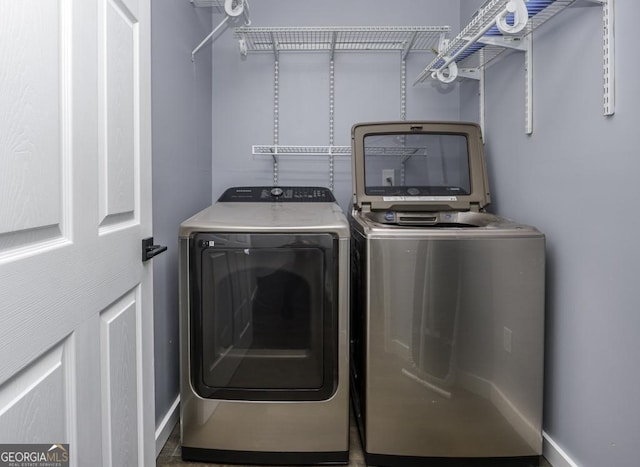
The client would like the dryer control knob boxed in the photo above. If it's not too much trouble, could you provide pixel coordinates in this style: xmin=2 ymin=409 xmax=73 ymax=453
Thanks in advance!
xmin=270 ymin=187 xmax=284 ymax=197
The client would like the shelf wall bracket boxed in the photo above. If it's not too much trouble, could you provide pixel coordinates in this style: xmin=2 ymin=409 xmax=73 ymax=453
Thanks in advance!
xmin=457 ymin=68 xmax=482 ymax=80
xmin=602 ymin=0 xmax=615 ymax=116
xmin=471 ymin=32 xmax=532 ymax=134
xmin=401 ymin=59 xmax=407 ymax=120
xmin=272 ymin=59 xmax=280 ymax=185
xmin=270 ymin=32 xmax=280 ymax=61
xmin=329 ymin=31 xmax=337 ymax=62
xmin=402 ymin=31 xmax=419 ymax=61
xmin=524 ymin=32 xmax=533 ymax=135
xmin=480 ymin=59 xmax=486 ymax=137
xmin=191 ymin=16 xmax=230 ymax=61
xmin=437 ymin=34 xmax=450 ymax=54
xmin=571 ymin=0 xmax=615 ymax=115
xmin=475 ymin=35 xmax=528 ymax=51
xmin=328 ymin=59 xmax=335 ymax=191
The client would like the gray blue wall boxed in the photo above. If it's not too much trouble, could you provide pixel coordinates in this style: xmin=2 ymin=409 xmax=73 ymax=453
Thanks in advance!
xmin=151 ymin=3 xmax=640 ymax=465
xmin=211 ymin=0 xmax=462 ymax=211
xmin=151 ymin=0 xmax=212 ymax=427
xmin=460 ymin=2 xmax=640 ymax=466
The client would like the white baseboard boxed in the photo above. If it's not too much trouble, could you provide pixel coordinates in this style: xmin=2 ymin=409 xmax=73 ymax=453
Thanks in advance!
xmin=155 ymin=395 xmax=180 ymax=457
xmin=543 ymin=432 xmax=580 ymax=467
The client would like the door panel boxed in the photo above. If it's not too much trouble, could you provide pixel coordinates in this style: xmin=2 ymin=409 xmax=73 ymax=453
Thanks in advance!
xmin=0 ymin=0 xmax=154 ymax=465
xmin=99 ymin=0 xmax=138 ymax=229
xmin=0 ymin=0 xmax=70 ymax=253
xmin=100 ymin=288 xmax=142 ymax=467
xmin=0 ymin=342 xmax=70 ymax=444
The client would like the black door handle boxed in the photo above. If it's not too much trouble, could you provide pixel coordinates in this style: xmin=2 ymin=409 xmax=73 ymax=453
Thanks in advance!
xmin=142 ymin=237 xmax=168 ymax=262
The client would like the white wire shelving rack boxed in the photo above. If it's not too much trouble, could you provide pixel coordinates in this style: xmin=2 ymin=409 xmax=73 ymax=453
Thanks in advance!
xmin=234 ymin=26 xmax=449 ymax=57
xmin=234 ymin=26 xmax=451 ymax=189
xmin=414 ymin=0 xmax=615 ymax=135
xmin=252 ymin=145 xmax=352 ymax=156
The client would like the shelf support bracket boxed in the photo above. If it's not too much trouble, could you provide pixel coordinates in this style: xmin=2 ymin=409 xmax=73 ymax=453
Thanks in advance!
xmin=191 ymin=0 xmax=251 ymax=61
xmin=329 ymin=31 xmax=337 ymax=62
xmin=457 ymin=68 xmax=482 ymax=80
xmin=474 ymin=35 xmax=528 ymax=51
xmin=270 ymin=32 xmax=279 ymax=61
xmin=402 ymin=31 xmax=419 ymax=61
xmin=192 ymin=16 xmax=230 ymax=61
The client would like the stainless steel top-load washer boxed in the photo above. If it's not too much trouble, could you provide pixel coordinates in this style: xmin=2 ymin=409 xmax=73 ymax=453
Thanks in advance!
xmin=179 ymin=186 xmax=350 ymax=465
xmin=349 ymin=122 xmax=545 ymax=466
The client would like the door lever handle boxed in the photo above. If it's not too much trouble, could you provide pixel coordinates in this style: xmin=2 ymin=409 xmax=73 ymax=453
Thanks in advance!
xmin=142 ymin=237 xmax=168 ymax=262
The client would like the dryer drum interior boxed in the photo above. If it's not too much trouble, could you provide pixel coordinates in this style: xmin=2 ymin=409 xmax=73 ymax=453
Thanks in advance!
xmin=190 ymin=232 xmax=339 ymax=401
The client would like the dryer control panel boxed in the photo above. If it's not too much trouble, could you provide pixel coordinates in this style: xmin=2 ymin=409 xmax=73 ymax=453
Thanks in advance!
xmin=218 ymin=186 xmax=336 ymax=203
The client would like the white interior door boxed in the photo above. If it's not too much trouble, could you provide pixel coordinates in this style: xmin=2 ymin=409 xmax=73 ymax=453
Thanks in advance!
xmin=0 ymin=0 xmax=154 ymax=465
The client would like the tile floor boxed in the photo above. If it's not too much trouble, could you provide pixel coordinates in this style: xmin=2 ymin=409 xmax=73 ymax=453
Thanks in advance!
xmin=156 ymin=416 xmax=551 ymax=467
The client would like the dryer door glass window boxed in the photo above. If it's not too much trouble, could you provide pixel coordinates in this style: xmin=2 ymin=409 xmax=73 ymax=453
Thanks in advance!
xmin=191 ymin=233 xmax=338 ymax=401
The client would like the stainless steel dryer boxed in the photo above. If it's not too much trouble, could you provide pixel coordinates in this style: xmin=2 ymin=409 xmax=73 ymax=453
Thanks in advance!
xmin=179 ymin=186 xmax=350 ymax=465
xmin=349 ymin=122 xmax=545 ymax=466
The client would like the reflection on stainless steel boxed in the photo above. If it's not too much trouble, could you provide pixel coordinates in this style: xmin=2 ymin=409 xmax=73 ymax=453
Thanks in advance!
xmin=349 ymin=122 xmax=544 ymax=465
xmin=406 ymin=238 xmax=461 ymax=398
xmin=178 ymin=193 xmax=350 ymax=464
xmin=350 ymin=211 xmax=545 ymax=461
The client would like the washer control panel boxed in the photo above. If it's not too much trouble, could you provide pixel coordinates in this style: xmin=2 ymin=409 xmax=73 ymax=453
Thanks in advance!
xmin=218 ymin=186 xmax=336 ymax=203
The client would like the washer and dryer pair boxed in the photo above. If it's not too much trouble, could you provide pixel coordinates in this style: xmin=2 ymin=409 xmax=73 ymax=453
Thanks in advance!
xmin=179 ymin=122 xmax=545 ymax=466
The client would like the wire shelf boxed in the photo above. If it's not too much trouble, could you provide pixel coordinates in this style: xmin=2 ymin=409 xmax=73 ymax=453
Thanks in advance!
xmin=415 ymin=0 xmax=577 ymax=83
xmin=234 ymin=26 xmax=450 ymax=56
xmin=366 ymin=147 xmax=429 ymax=157
xmin=252 ymin=145 xmax=433 ymax=157
xmin=252 ymin=145 xmax=352 ymax=156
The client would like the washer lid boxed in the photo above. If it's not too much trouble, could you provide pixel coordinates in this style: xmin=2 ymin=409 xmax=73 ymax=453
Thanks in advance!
xmin=351 ymin=121 xmax=491 ymax=212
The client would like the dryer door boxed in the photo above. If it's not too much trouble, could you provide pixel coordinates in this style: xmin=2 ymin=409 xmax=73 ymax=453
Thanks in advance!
xmin=191 ymin=232 xmax=339 ymax=401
